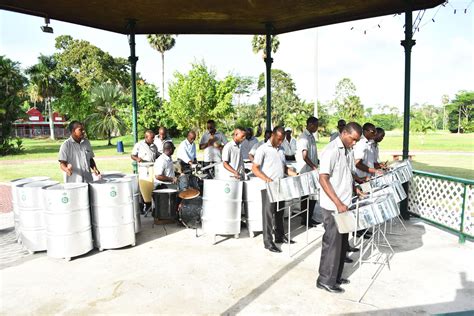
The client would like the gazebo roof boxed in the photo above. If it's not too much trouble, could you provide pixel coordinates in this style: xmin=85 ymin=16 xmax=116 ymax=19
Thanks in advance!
xmin=0 ymin=0 xmax=443 ymax=35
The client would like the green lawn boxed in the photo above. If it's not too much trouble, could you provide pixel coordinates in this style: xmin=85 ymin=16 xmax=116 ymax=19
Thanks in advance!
xmin=1 ymin=131 xmax=473 ymax=182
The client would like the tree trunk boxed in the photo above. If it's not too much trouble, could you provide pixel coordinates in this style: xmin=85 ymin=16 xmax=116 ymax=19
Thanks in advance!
xmin=48 ymin=98 xmax=55 ymax=140
xmin=161 ymin=52 xmax=165 ymax=101
xmin=108 ymin=130 xmax=112 ymax=146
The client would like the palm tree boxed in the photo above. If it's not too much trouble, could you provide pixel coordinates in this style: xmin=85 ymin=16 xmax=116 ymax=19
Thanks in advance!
xmin=27 ymin=83 xmax=43 ymax=108
xmin=251 ymin=35 xmax=280 ymax=59
xmin=26 ymin=55 xmax=59 ymax=140
xmin=146 ymin=34 xmax=176 ymax=100
xmin=86 ymin=83 xmax=126 ymax=146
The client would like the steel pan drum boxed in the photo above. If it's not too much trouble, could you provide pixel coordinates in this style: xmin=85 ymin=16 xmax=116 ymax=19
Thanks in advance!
xmin=153 ymin=189 xmax=178 ymax=220
xmin=179 ymin=197 xmax=202 ymax=229
xmin=333 ymin=195 xmax=399 ymax=234
xmin=43 ymin=183 xmax=93 ymax=260
xmin=89 ymin=178 xmax=136 ymax=250
xmin=243 ymin=177 xmax=265 ymax=236
xmin=10 ymin=176 xmax=50 ymax=242
xmin=202 ymin=179 xmax=242 ymax=236
xmin=266 ymin=176 xmax=303 ymax=202
xmin=365 ymin=181 xmax=407 ymax=203
xmin=18 ymin=180 xmax=59 ymax=252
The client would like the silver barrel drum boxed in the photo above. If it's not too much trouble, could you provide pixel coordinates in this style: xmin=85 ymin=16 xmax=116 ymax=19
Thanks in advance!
xmin=17 ymin=180 xmax=58 ymax=253
xmin=43 ymin=183 xmax=93 ymax=260
xmin=243 ymin=177 xmax=265 ymax=237
xmin=202 ymin=179 xmax=242 ymax=238
xmin=89 ymin=178 xmax=136 ymax=251
xmin=10 ymin=176 xmax=50 ymax=242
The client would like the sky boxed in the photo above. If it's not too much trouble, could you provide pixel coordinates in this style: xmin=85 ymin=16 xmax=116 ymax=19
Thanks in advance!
xmin=1 ymin=1 xmax=473 ymax=113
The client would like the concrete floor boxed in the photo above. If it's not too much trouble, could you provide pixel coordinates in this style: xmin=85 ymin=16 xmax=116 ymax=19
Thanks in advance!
xmin=1 ymin=211 xmax=473 ymax=315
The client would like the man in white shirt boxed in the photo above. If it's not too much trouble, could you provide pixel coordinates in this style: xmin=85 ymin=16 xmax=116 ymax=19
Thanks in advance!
xmin=248 ymin=129 xmax=272 ymax=162
xmin=199 ymin=120 xmax=227 ymax=150
xmin=153 ymin=127 xmax=173 ymax=155
xmin=330 ymin=119 xmax=346 ymax=142
xmin=59 ymin=121 xmax=100 ymax=183
xmin=317 ymin=122 xmax=362 ymax=294
xmin=252 ymin=126 xmax=298 ymax=253
xmin=353 ymin=123 xmax=382 ymax=178
xmin=295 ymin=117 xmax=320 ymax=226
xmin=154 ymin=142 xmax=178 ymax=187
xmin=373 ymin=127 xmax=387 ymax=170
xmin=222 ymin=127 xmax=247 ymax=179
xmin=281 ymin=127 xmax=297 ymax=161
xmin=131 ymin=130 xmax=159 ymax=163
xmin=177 ymin=131 xmax=197 ymax=172
xmin=240 ymin=127 xmax=258 ymax=161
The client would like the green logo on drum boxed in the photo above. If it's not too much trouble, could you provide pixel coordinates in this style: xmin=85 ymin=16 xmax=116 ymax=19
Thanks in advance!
xmin=224 ymin=187 xmax=230 ymax=194
xmin=110 ymin=190 xmax=117 ymax=197
xmin=61 ymin=197 xmax=69 ymax=204
xmin=21 ymin=194 xmax=26 ymax=201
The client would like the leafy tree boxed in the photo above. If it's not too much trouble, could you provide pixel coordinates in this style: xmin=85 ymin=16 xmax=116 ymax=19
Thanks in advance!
xmin=85 ymin=83 xmax=126 ymax=145
xmin=446 ymin=90 xmax=474 ymax=133
xmin=0 ymin=56 xmax=27 ymax=154
xmin=166 ymin=62 xmax=237 ymax=134
xmin=333 ymin=78 xmax=364 ymax=122
xmin=26 ymin=54 xmax=60 ymax=140
xmin=146 ymin=34 xmax=177 ymax=100
xmin=251 ymin=35 xmax=280 ymax=58
xmin=54 ymin=35 xmax=130 ymax=91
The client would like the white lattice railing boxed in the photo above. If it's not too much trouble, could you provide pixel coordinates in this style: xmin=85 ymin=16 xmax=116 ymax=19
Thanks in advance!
xmin=408 ymin=170 xmax=474 ymax=242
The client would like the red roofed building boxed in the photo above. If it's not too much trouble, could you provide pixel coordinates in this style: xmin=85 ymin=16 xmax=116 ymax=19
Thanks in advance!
xmin=12 ymin=108 xmax=68 ymax=138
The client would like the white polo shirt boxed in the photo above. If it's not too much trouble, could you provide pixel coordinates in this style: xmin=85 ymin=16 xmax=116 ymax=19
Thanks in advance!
xmin=58 ymin=137 xmax=95 ymax=183
xmin=353 ymin=135 xmax=374 ymax=178
xmin=281 ymin=137 xmax=297 ymax=156
xmin=249 ymin=140 xmax=265 ymax=157
xmin=329 ymin=131 xmax=340 ymax=142
xmin=199 ymin=131 xmax=227 ymax=147
xmin=253 ymin=140 xmax=286 ymax=181
xmin=154 ymin=154 xmax=175 ymax=184
xmin=240 ymin=137 xmax=258 ymax=160
xmin=132 ymin=140 xmax=158 ymax=162
xmin=319 ymin=137 xmax=354 ymax=211
xmin=295 ymin=129 xmax=318 ymax=173
xmin=153 ymin=136 xmax=173 ymax=154
xmin=204 ymin=146 xmax=222 ymax=163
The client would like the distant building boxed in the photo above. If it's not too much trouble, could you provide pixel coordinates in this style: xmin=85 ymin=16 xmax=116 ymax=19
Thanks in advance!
xmin=12 ymin=108 xmax=68 ymax=138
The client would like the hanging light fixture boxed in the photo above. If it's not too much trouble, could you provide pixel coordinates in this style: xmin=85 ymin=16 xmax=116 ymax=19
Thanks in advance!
xmin=41 ymin=17 xmax=54 ymax=33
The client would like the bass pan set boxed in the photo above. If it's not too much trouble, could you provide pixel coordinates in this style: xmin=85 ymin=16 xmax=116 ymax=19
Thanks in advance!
xmin=334 ymin=160 xmax=413 ymax=234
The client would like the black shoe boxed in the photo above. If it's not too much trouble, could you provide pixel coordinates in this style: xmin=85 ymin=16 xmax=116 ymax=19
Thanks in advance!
xmin=344 ymin=257 xmax=353 ymax=263
xmin=356 ymin=231 xmax=372 ymax=239
xmin=337 ymin=278 xmax=350 ymax=285
xmin=316 ymin=281 xmax=345 ymax=293
xmin=347 ymin=246 xmax=360 ymax=253
xmin=264 ymin=242 xmax=282 ymax=253
xmin=275 ymin=236 xmax=296 ymax=244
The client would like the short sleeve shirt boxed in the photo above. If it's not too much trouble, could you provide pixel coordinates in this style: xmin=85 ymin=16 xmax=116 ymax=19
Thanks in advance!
xmin=177 ymin=139 xmax=196 ymax=163
xmin=222 ymin=140 xmax=244 ymax=173
xmin=253 ymin=140 xmax=286 ymax=181
xmin=249 ymin=140 xmax=265 ymax=157
xmin=153 ymin=136 xmax=173 ymax=154
xmin=132 ymin=140 xmax=158 ymax=162
xmin=353 ymin=136 xmax=374 ymax=178
xmin=240 ymin=137 xmax=258 ymax=160
xmin=295 ymin=129 xmax=318 ymax=173
xmin=58 ymin=137 xmax=95 ymax=183
xmin=199 ymin=131 xmax=228 ymax=147
xmin=204 ymin=146 xmax=222 ymax=163
xmin=154 ymin=154 xmax=175 ymax=184
xmin=281 ymin=137 xmax=297 ymax=156
xmin=319 ymin=137 xmax=354 ymax=211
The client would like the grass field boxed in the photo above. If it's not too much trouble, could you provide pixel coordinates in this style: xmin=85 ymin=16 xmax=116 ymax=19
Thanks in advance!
xmin=0 ymin=131 xmax=473 ymax=182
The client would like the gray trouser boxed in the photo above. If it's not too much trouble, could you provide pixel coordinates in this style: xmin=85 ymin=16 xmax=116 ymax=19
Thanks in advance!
xmin=317 ymin=208 xmax=345 ymax=286
xmin=261 ymin=189 xmax=285 ymax=248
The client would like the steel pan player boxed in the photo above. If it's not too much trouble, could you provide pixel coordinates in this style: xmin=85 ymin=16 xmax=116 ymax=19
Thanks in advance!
xmin=316 ymin=122 xmax=362 ymax=294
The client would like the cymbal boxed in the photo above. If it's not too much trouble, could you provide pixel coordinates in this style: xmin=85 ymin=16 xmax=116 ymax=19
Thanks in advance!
xmin=179 ymin=188 xmax=200 ymax=199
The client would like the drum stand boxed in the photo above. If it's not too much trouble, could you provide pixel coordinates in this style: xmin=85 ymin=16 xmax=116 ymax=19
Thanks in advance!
xmin=351 ymin=205 xmax=394 ymax=303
